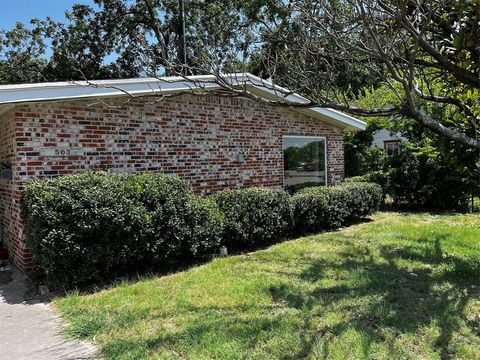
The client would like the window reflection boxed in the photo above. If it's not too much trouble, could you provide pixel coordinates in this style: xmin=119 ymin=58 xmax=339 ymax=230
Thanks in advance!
xmin=283 ymin=136 xmax=326 ymax=189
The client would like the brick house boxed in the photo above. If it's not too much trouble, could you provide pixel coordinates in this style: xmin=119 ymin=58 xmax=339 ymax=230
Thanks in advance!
xmin=0 ymin=73 xmax=365 ymax=271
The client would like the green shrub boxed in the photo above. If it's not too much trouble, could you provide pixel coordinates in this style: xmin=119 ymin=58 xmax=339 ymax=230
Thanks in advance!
xmin=291 ymin=182 xmax=381 ymax=234
xmin=292 ymin=187 xmax=348 ymax=232
xmin=344 ymin=176 xmax=367 ymax=183
xmin=341 ymin=182 xmax=383 ymax=219
xmin=347 ymin=149 xmax=478 ymax=212
xmin=346 ymin=123 xmax=479 ymax=212
xmin=345 ymin=170 xmax=390 ymax=198
xmin=213 ymin=187 xmax=293 ymax=249
xmin=21 ymin=171 xmax=381 ymax=287
xmin=473 ymin=197 xmax=480 ymax=213
xmin=386 ymin=152 xmax=476 ymax=211
xmin=284 ymin=181 xmax=324 ymax=195
xmin=21 ymin=172 xmax=223 ymax=286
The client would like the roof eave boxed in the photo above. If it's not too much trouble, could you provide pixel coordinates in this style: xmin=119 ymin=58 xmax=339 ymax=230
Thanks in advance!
xmin=0 ymin=79 xmax=222 ymax=105
xmin=243 ymin=76 xmax=366 ymax=131
xmin=0 ymin=73 xmax=366 ymax=131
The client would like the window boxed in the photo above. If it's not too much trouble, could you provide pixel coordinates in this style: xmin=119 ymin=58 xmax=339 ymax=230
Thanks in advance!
xmin=384 ymin=140 xmax=401 ymax=156
xmin=283 ymin=136 xmax=326 ymax=188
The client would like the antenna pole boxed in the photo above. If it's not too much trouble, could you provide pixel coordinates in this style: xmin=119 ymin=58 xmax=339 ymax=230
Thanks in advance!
xmin=178 ymin=0 xmax=187 ymax=68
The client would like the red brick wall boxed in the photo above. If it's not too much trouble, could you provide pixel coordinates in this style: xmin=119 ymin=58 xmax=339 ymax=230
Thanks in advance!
xmin=2 ymin=94 xmax=345 ymax=271
xmin=0 ymin=109 xmax=30 ymax=270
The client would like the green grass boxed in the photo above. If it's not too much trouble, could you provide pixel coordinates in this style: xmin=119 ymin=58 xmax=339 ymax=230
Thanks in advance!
xmin=54 ymin=212 xmax=480 ymax=360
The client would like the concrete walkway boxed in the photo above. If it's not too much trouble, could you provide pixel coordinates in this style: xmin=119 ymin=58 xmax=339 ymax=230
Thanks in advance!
xmin=0 ymin=265 xmax=97 ymax=360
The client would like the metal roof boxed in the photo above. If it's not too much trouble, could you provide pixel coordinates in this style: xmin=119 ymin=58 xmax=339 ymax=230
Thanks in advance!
xmin=0 ymin=73 xmax=366 ymax=131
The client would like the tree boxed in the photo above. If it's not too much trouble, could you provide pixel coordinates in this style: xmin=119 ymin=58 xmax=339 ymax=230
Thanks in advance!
xmin=95 ymin=0 xmax=273 ymax=74
xmin=243 ymin=0 xmax=480 ymax=150
xmin=343 ymin=83 xmax=479 ymax=210
xmin=0 ymin=20 xmax=55 ymax=83
xmin=0 ymin=5 xmax=142 ymax=83
xmin=0 ymin=0 xmax=271 ymax=83
xmin=45 ymin=3 xmax=142 ymax=81
xmin=2 ymin=0 xmax=479 ymax=152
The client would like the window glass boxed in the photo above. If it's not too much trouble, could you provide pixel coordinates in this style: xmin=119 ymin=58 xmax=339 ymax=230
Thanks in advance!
xmin=384 ymin=141 xmax=401 ymax=155
xmin=283 ymin=136 xmax=326 ymax=189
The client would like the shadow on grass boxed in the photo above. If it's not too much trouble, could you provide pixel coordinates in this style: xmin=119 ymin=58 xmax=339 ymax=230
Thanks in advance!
xmin=89 ymin=235 xmax=479 ymax=359
xmin=58 ymin=214 xmax=480 ymax=359
xmin=56 ymin=217 xmax=376 ymax=296
xmin=269 ymin=236 xmax=479 ymax=359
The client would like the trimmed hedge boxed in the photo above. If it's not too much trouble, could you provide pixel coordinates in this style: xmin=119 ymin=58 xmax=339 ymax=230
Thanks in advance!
xmin=341 ymin=182 xmax=383 ymax=219
xmin=22 ymin=172 xmax=223 ymax=285
xmin=213 ymin=187 xmax=293 ymax=249
xmin=291 ymin=182 xmax=382 ymax=234
xmin=345 ymin=170 xmax=391 ymax=200
xmin=22 ymin=171 xmax=381 ymax=287
xmin=284 ymin=181 xmax=325 ymax=195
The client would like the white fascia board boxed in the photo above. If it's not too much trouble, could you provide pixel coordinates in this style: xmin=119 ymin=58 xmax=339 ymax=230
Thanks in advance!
xmin=0 ymin=76 xmax=223 ymax=105
xmin=0 ymin=72 xmax=366 ymax=131
xmin=240 ymin=73 xmax=366 ymax=131
xmin=298 ymin=107 xmax=367 ymax=131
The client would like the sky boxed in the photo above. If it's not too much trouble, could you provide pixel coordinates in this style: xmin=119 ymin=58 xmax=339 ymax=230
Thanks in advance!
xmin=0 ymin=0 xmax=97 ymax=30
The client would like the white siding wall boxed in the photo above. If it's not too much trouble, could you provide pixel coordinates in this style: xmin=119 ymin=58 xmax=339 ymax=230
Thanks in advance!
xmin=372 ymin=129 xmax=404 ymax=149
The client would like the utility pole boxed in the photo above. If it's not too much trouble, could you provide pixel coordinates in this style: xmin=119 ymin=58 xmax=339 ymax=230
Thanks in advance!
xmin=178 ymin=0 xmax=187 ymax=69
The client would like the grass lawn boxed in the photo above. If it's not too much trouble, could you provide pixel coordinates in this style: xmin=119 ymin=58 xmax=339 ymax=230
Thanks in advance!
xmin=54 ymin=212 xmax=480 ymax=360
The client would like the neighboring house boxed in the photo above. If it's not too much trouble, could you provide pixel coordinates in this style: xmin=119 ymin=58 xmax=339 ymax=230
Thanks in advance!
xmin=0 ymin=73 xmax=365 ymax=271
xmin=372 ymin=129 xmax=404 ymax=155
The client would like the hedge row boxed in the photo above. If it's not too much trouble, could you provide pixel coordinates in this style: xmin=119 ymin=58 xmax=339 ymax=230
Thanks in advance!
xmin=213 ymin=187 xmax=293 ymax=249
xmin=292 ymin=182 xmax=382 ymax=233
xmin=21 ymin=172 xmax=381 ymax=286
xmin=22 ymin=172 xmax=223 ymax=285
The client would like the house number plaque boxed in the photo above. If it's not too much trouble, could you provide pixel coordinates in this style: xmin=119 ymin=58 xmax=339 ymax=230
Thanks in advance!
xmin=40 ymin=148 xmax=85 ymax=156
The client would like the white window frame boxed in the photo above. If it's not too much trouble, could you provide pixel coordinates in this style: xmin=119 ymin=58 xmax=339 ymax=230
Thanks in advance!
xmin=282 ymin=135 xmax=328 ymax=187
